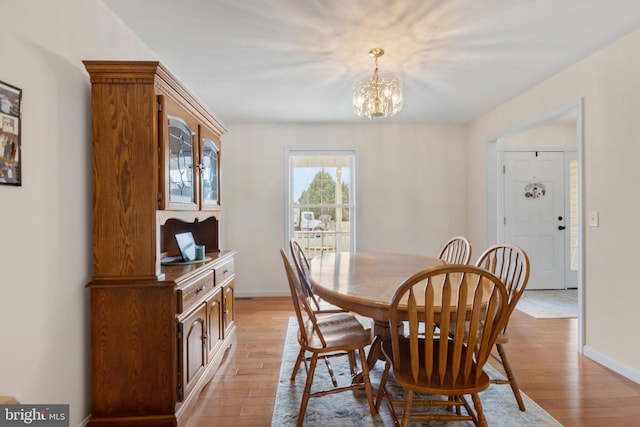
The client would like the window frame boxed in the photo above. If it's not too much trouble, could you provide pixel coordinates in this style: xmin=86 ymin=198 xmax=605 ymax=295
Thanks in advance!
xmin=286 ymin=148 xmax=357 ymax=254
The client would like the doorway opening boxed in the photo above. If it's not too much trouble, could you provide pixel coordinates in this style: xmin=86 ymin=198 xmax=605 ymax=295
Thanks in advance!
xmin=485 ymin=99 xmax=584 ymax=351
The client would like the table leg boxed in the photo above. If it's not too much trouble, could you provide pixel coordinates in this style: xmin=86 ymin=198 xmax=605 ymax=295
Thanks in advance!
xmin=353 ymin=319 xmax=403 ymax=383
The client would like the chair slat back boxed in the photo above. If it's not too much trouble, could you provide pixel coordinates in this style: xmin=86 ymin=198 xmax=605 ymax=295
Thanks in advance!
xmin=280 ymin=249 xmax=326 ymax=347
xmin=389 ymin=264 xmax=508 ymax=387
xmin=438 ymin=236 xmax=472 ymax=264
xmin=475 ymin=244 xmax=530 ymax=332
xmin=289 ymin=240 xmax=321 ymax=312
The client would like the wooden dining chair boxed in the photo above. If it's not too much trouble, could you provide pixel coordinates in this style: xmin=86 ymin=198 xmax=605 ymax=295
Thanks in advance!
xmin=289 ymin=239 xmax=344 ymax=314
xmin=375 ymin=264 xmax=509 ymax=427
xmin=475 ymin=243 xmax=530 ymax=411
xmin=288 ymin=240 xmax=354 ymax=383
xmin=280 ymin=249 xmax=377 ymax=427
xmin=438 ymin=235 xmax=472 ymax=264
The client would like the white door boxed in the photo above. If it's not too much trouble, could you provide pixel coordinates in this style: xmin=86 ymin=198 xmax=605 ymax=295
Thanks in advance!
xmin=503 ymin=151 xmax=566 ymax=289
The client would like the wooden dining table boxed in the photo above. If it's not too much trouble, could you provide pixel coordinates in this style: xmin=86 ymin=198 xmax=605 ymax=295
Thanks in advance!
xmin=308 ymin=251 xmax=445 ymax=370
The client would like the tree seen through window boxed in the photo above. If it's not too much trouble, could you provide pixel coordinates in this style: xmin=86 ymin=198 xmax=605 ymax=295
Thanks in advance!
xmin=297 ymin=169 xmax=350 ymax=222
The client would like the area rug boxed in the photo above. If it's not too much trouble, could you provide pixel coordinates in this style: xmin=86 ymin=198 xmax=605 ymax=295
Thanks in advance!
xmin=516 ymin=289 xmax=578 ymax=318
xmin=273 ymin=318 xmax=562 ymax=426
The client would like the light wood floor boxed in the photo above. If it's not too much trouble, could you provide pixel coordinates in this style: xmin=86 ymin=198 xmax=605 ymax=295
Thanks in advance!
xmin=186 ymin=297 xmax=640 ymax=427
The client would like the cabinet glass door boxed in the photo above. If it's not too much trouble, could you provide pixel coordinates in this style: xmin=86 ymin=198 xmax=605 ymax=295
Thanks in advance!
xmin=201 ymin=138 xmax=219 ymax=207
xmin=168 ymin=117 xmax=196 ymax=205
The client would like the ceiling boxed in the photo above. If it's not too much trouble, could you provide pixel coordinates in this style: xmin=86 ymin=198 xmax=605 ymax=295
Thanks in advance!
xmin=103 ymin=0 xmax=640 ymax=125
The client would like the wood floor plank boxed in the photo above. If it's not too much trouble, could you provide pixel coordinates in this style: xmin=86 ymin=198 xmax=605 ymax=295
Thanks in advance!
xmin=184 ymin=297 xmax=640 ymax=427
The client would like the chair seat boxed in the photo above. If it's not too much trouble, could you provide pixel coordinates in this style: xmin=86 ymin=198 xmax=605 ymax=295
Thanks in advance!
xmin=381 ymin=337 xmax=491 ymax=395
xmin=302 ymin=312 xmax=373 ymax=352
xmin=495 ymin=331 xmax=508 ymax=344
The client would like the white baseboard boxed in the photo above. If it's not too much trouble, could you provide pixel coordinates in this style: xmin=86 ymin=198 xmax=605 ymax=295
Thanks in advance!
xmin=583 ymin=345 xmax=640 ymax=384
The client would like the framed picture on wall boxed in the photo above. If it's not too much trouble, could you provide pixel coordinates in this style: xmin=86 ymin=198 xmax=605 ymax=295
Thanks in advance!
xmin=0 ymin=80 xmax=22 ymax=186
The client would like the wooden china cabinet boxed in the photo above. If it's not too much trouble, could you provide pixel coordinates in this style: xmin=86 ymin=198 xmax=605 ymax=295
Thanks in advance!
xmin=83 ymin=61 xmax=235 ymax=427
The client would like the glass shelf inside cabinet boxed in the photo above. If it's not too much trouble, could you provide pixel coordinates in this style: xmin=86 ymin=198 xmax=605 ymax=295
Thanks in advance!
xmin=201 ymin=138 xmax=219 ymax=206
xmin=168 ymin=117 xmax=196 ymax=205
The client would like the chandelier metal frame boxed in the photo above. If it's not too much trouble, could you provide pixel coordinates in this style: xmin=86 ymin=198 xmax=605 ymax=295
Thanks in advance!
xmin=352 ymin=48 xmax=403 ymax=119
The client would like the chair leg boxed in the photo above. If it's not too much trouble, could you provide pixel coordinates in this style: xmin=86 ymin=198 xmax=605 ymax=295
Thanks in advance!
xmin=376 ymin=359 xmax=400 ymax=426
xmin=447 ymin=395 xmax=457 ymax=414
xmin=291 ymin=347 xmax=305 ymax=381
xmin=400 ymin=390 xmax=413 ymax=427
xmin=375 ymin=359 xmax=391 ymax=411
xmin=471 ymin=393 xmax=488 ymax=427
xmin=294 ymin=350 xmax=338 ymax=387
xmin=496 ymin=343 xmax=526 ymax=411
xmin=323 ymin=356 xmax=338 ymax=387
xmin=348 ymin=350 xmax=357 ymax=375
xmin=297 ymin=353 xmax=318 ymax=427
xmin=357 ymin=347 xmax=377 ymax=415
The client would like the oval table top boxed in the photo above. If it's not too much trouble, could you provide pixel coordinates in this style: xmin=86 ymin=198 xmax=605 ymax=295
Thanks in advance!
xmin=309 ymin=251 xmax=443 ymax=321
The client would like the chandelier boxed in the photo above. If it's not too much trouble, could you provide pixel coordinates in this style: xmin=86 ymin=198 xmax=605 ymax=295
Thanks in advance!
xmin=352 ymin=48 xmax=403 ymax=119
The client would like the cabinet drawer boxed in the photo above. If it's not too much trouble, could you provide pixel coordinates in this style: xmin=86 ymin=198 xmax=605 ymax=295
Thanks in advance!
xmin=214 ymin=259 xmax=234 ymax=285
xmin=177 ymin=271 xmax=214 ymax=313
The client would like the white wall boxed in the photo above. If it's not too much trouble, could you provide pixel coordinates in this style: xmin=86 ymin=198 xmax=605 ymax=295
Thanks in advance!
xmin=0 ymin=1 xmax=157 ymax=425
xmin=498 ymin=124 xmax=576 ymax=148
xmin=3 ymin=3 xmax=640 ymax=424
xmin=221 ymin=123 xmax=467 ymax=297
xmin=467 ymin=27 xmax=640 ymax=381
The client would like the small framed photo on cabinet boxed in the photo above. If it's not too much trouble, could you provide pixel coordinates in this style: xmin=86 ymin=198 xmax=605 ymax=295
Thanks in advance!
xmin=0 ymin=80 xmax=22 ymax=186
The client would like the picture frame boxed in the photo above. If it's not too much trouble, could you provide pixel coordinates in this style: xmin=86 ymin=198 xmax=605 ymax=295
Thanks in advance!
xmin=0 ymin=80 xmax=22 ymax=186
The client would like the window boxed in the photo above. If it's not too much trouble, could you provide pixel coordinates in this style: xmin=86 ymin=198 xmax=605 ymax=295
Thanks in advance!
xmin=287 ymin=150 xmax=355 ymax=256
xmin=569 ymin=159 xmax=578 ymax=271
